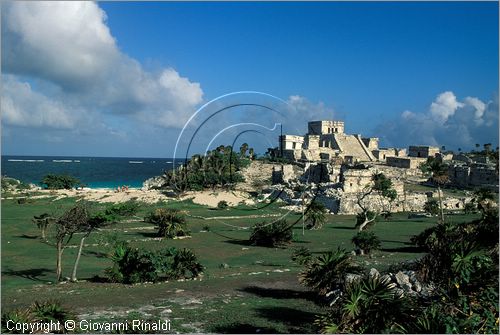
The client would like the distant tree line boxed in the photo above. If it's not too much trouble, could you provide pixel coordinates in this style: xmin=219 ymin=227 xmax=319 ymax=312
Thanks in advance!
xmin=164 ymin=144 xmax=254 ymax=193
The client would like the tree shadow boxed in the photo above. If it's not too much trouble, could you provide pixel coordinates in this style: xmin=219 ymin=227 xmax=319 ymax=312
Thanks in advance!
xmin=222 ymin=239 xmax=252 ymax=246
xmin=87 ymin=275 xmax=110 ymax=283
xmin=83 ymin=250 xmax=108 ymax=258
xmin=208 ymin=323 xmax=280 ymax=334
xmin=2 ymin=268 xmax=53 ymax=282
xmin=380 ymin=246 xmax=423 ymax=253
xmin=380 ymin=240 xmax=414 ymax=245
xmin=330 ymin=226 xmax=356 ymax=230
xmin=137 ymin=231 xmax=158 ymax=238
xmin=255 ymin=306 xmax=319 ymax=333
xmin=239 ymin=286 xmax=319 ymax=303
xmin=17 ymin=234 xmax=39 ymax=239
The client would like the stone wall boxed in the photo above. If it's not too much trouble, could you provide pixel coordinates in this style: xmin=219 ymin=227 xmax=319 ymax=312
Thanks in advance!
xmin=362 ymin=137 xmax=379 ymax=150
xmin=408 ymin=145 xmax=440 ymax=158
xmin=280 ymin=135 xmax=304 ymax=150
xmin=448 ymin=163 xmax=498 ymax=189
xmin=386 ymin=156 xmax=426 ymax=169
xmin=308 ymin=120 xmax=345 ymax=135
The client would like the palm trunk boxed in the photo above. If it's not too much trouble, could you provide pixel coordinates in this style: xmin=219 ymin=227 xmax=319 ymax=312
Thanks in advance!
xmin=437 ymin=185 xmax=444 ymax=223
xmin=56 ymin=241 xmax=64 ymax=282
xmin=71 ymin=236 xmax=86 ymax=282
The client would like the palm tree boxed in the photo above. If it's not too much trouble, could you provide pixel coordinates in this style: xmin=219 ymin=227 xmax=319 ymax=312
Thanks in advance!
xmin=304 ymin=200 xmax=327 ymax=230
xmin=420 ymin=157 xmax=449 ymax=223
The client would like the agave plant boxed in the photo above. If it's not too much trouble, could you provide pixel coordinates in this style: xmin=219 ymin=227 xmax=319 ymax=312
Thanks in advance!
xmin=319 ymin=275 xmax=410 ymax=334
xmin=299 ymin=248 xmax=361 ymax=294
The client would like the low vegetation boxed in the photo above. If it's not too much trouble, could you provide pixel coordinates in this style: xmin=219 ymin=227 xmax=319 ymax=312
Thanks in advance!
xmin=249 ymin=219 xmax=293 ymax=247
xmin=163 ymin=145 xmax=252 ymax=193
xmin=106 ymin=242 xmax=203 ymax=284
xmin=352 ymin=231 xmax=381 ymax=255
xmin=145 ymin=208 xmax=189 ymax=238
xmin=299 ymin=248 xmax=361 ymax=295
xmin=2 ymin=301 xmax=75 ymax=333
xmin=41 ymin=174 xmax=82 ymax=190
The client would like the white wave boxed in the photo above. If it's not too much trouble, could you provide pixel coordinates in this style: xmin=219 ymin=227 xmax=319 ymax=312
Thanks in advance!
xmin=129 ymin=161 xmax=143 ymax=164
xmin=53 ymin=160 xmax=73 ymax=163
xmin=8 ymin=159 xmax=44 ymax=162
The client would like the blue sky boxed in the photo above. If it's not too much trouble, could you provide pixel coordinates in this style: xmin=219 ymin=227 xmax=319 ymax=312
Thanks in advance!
xmin=2 ymin=1 xmax=498 ymax=157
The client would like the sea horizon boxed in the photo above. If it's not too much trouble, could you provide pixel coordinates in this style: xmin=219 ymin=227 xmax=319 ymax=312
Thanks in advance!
xmin=1 ymin=155 xmax=183 ymax=189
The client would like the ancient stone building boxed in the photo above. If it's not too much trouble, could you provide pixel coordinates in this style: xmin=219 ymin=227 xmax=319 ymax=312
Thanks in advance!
xmin=279 ymin=120 xmax=378 ymax=162
xmin=372 ymin=148 xmax=407 ymax=162
xmin=386 ymin=156 xmax=426 ymax=169
xmin=408 ymin=145 xmax=440 ymax=158
xmin=448 ymin=162 xmax=498 ymax=189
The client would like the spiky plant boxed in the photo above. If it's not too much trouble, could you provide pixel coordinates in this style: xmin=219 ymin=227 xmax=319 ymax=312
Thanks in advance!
xmin=304 ymin=200 xmax=328 ymax=230
xmin=169 ymin=248 xmax=204 ymax=279
xmin=145 ymin=208 xmax=188 ymax=238
xmin=299 ymin=247 xmax=361 ymax=294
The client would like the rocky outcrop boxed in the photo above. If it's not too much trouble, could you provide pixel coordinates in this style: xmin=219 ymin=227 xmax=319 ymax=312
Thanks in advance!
xmin=142 ymin=175 xmax=167 ymax=191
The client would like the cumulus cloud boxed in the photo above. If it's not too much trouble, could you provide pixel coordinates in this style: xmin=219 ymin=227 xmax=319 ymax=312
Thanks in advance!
xmin=429 ymin=91 xmax=464 ymax=124
xmin=285 ymin=95 xmax=336 ymax=132
xmin=1 ymin=75 xmax=79 ymax=129
xmin=1 ymin=1 xmax=203 ymax=129
xmin=375 ymin=91 xmax=499 ymax=150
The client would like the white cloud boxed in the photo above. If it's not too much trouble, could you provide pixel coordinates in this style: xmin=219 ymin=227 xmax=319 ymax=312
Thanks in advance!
xmin=1 ymin=75 xmax=79 ymax=129
xmin=464 ymin=96 xmax=486 ymax=125
xmin=429 ymin=91 xmax=464 ymax=124
xmin=287 ymin=95 xmax=335 ymax=121
xmin=376 ymin=91 xmax=498 ymax=150
xmin=1 ymin=1 xmax=203 ymax=129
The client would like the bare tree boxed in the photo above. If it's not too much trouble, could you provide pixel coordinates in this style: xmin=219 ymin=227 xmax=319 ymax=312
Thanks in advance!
xmin=32 ymin=213 xmax=55 ymax=240
xmin=54 ymin=203 xmax=89 ymax=282
xmin=355 ymin=173 xmax=397 ymax=231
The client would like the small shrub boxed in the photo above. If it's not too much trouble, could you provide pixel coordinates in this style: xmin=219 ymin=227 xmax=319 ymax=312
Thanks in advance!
xmin=217 ymin=200 xmax=229 ymax=209
xmin=41 ymin=174 xmax=81 ymax=190
xmin=168 ymin=248 xmax=204 ymax=279
xmin=105 ymin=201 xmax=139 ymax=217
xmin=2 ymin=301 xmax=74 ymax=333
xmin=249 ymin=219 xmax=292 ymax=247
xmin=106 ymin=242 xmax=202 ymax=283
xmin=464 ymin=201 xmax=476 ymax=214
xmin=1 ymin=309 xmax=33 ymax=333
xmin=31 ymin=300 xmax=75 ymax=325
xmin=305 ymin=200 xmax=327 ymax=230
xmin=352 ymin=231 xmax=381 ymax=255
xmin=107 ymin=244 xmax=159 ymax=284
xmin=291 ymin=247 xmax=312 ymax=265
xmin=424 ymin=198 xmax=439 ymax=216
xmin=145 ymin=208 xmax=188 ymax=238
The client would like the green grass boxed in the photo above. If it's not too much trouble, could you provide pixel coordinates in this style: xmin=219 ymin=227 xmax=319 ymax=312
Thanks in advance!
xmin=404 ymin=182 xmax=471 ymax=198
xmin=1 ymin=195 xmax=481 ymax=333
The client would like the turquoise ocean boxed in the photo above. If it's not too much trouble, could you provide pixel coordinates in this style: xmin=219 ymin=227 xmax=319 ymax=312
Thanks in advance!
xmin=1 ymin=156 xmax=182 ymax=189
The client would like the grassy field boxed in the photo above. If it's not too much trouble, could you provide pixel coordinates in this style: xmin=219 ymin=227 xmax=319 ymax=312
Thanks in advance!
xmin=1 ymin=194 xmax=480 ymax=333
